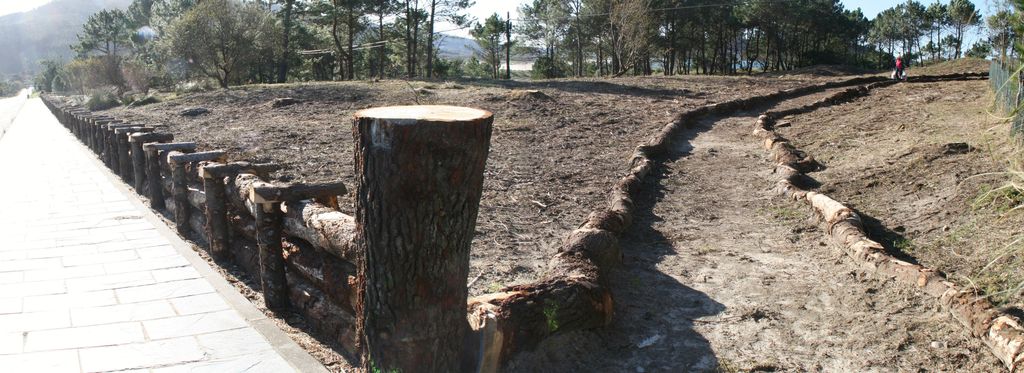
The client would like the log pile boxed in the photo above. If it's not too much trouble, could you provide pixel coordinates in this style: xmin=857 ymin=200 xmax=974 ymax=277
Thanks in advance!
xmin=750 ymin=77 xmax=1024 ymax=372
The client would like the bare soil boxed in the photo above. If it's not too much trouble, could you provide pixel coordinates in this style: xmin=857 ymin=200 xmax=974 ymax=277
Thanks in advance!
xmin=100 ymin=75 xmax=831 ymax=296
xmin=505 ymin=85 xmax=1003 ymax=372
xmin=779 ymin=79 xmax=1024 ymax=306
xmin=83 ymin=68 xmax=1011 ymax=371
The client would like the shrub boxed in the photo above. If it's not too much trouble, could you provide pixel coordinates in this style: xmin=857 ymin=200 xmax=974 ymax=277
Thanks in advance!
xmin=531 ymin=56 xmax=567 ymax=79
xmin=86 ymin=89 xmax=121 ymax=111
xmin=121 ymin=61 xmax=155 ymax=93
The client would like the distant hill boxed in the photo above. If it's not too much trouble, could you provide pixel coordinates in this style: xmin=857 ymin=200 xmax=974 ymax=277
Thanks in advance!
xmin=0 ymin=0 xmax=132 ymax=75
xmin=436 ymin=34 xmax=480 ymax=60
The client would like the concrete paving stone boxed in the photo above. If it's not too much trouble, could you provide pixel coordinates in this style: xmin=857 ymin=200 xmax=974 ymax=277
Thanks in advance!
xmin=105 ymin=255 xmax=190 ymax=275
xmin=70 ymin=300 xmax=177 ymax=327
xmin=151 ymin=266 xmax=201 ymax=283
xmin=65 ymin=271 xmax=155 ymax=293
xmin=122 ymin=229 xmax=162 ymax=240
xmin=79 ymin=336 xmax=205 ymax=373
xmin=90 ymin=222 xmax=154 ymax=236
xmin=22 ymin=263 xmax=105 ymax=281
xmin=116 ymin=278 xmax=215 ymax=304
xmin=0 ymin=279 xmax=64 ymax=297
xmin=54 ymin=230 xmax=127 ymax=245
xmin=62 ymin=249 xmax=139 ymax=267
xmin=0 ymin=332 xmax=22 ymax=354
xmin=1 ymin=238 xmax=55 ymax=251
xmin=142 ymin=310 xmax=247 ymax=340
xmin=95 ymin=237 xmax=167 ymax=253
xmin=0 ymin=250 xmax=26 ymax=261
xmin=168 ymin=293 xmax=231 ymax=316
xmin=24 ymin=321 xmax=144 ymax=351
xmin=0 ymin=310 xmax=71 ymax=333
xmin=0 ymin=349 xmax=79 ymax=373
xmin=0 ymin=271 xmax=23 ymax=284
xmin=25 ymin=244 xmax=99 ymax=259
xmin=152 ymin=351 xmax=295 ymax=373
xmin=0 ymin=257 xmax=62 ymax=272
xmin=136 ymin=245 xmax=178 ymax=259
xmin=0 ymin=298 xmax=22 ymax=314
xmin=195 ymin=327 xmax=274 ymax=358
xmin=23 ymin=289 xmax=117 ymax=312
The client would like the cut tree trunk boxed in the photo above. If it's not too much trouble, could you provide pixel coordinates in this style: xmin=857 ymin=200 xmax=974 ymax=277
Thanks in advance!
xmin=353 ymin=105 xmax=493 ymax=372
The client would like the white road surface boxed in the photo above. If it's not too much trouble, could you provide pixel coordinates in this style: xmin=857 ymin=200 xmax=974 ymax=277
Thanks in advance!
xmin=0 ymin=88 xmax=30 ymax=140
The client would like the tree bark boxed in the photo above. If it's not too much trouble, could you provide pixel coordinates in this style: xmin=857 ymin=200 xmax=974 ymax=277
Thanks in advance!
xmin=277 ymin=0 xmax=295 ymax=83
xmin=353 ymin=105 xmax=493 ymax=372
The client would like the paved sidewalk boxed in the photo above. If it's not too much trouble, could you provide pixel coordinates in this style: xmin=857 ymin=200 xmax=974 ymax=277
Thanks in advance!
xmin=0 ymin=99 xmax=327 ymax=372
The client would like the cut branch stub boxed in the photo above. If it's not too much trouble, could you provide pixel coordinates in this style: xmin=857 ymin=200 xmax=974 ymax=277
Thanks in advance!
xmin=353 ymin=105 xmax=493 ymax=373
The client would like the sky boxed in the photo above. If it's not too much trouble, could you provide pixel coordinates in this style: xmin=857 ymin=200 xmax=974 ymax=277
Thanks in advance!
xmin=0 ymin=0 xmax=53 ymax=17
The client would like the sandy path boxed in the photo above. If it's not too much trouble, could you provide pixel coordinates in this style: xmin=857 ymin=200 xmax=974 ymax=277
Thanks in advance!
xmin=508 ymin=87 xmax=1002 ymax=372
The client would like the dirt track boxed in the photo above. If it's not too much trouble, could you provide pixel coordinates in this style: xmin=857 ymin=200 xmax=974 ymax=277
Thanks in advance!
xmin=508 ymin=85 xmax=1004 ymax=371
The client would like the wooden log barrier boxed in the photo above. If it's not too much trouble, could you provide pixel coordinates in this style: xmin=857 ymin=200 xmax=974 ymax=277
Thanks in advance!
xmin=115 ymin=126 xmax=153 ymax=184
xmin=200 ymin=162 xmax=280 ymax=261
xmin=281 ymin=201 xmax=358 ymax=263
xmin=104 ymin=123 xmax=136 ymax=172
xmin=167 ymin=151 xmax=226 ymax=236
xmin=353 ymin=105 xmax=493 ymax=372
xmin=143 ymin=142 xmax=197 ymax=210
xmin=130 ymin=133 xmax=174 ymax=193
xmin=249 ymin=180 xmax=289 ymax=310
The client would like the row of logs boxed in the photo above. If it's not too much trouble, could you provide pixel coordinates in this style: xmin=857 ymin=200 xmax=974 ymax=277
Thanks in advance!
xmin=463 ymin=74 xmax=926 ymax=369
xmin=40 ymin=97 xmax=361 ymax=353
xmin=751 ymin=76 xmax=1024 ymax=372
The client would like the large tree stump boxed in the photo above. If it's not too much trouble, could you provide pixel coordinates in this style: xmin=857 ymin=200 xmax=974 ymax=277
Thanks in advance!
xmin=353 ymin=105 xmax=493 ymax=372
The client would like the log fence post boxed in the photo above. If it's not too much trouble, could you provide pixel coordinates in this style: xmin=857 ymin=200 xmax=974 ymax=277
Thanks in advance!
xmin=143 ymin=142 xmax=197 ymax=210
xmin=200 ymin=162 xmax=280 ymax=261
xmin=248 ymin=180 xmax=347 ymax=311
xmin=89 ymin=117 xmax=114 ymax=153
xmin=115 ymin=126 xmax=152 ymax=183
xmin=353 ymin=105 xmax=493 ymax=372
xmin=129 ymin=133 xmax=174 ymax=193
xmin=249 ymin=182 xmax=288 ymax=310
xmin=105 ymin=123 xmax=136 ymax=172
xmin=167 ymin=151 xmax=226 ymax=236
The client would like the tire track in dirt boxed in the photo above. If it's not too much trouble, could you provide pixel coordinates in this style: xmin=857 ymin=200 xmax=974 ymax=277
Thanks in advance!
xmin=507 ymin=87 xmax=1002 ymax=372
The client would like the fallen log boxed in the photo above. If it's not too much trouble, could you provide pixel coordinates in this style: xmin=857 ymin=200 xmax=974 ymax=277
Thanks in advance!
xmin=281 ymin=201 xmax=358 ymax=263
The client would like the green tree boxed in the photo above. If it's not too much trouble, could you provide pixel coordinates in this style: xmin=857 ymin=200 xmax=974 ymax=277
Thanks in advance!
xmin=73 ymin=9 xmax=133 ymax=57
xmin=425 ymin=0 xmax=472 ymax=78
xmin=947 ymin=0 xmax=981 ymax=59
xmin=470 ymin=13 xmax=506 ymax=79
xmin=926 ymin=1 xmax=948 ymax=62
xmin=165 ymin=0 xmax=282 ymax=88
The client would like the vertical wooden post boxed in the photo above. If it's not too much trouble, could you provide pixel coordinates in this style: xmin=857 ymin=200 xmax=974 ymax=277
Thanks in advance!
xmin=130 ymin=133 xmax=173 ymax=194
xmin=168 ymin=151 xmax=190 ymax=235
xmin=353 ymin=105 xmax=493 ymax=372
xmin=143 ymin=142 xmax=198 ymax=211
xmin=252 ymin=196 xmax=288 ymax=311
xmin=116 ymin=127 xmax=151 ymax=182
xmin=144 ymin=146 xmax=166 ymax=210
xmin=201 ymin=165 xmax=231 ymax=261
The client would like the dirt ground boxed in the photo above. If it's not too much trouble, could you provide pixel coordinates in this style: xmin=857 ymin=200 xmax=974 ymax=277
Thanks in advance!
xmin=779 ymin=79 xmax=1024 ymax=307
xmin=98 ymin=74 xmax=835 ymax=296
xmin=506 ymin=84 xmax=1004 ymax=372
xmin=75 ymin=63 xmax=1013 ymax=371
